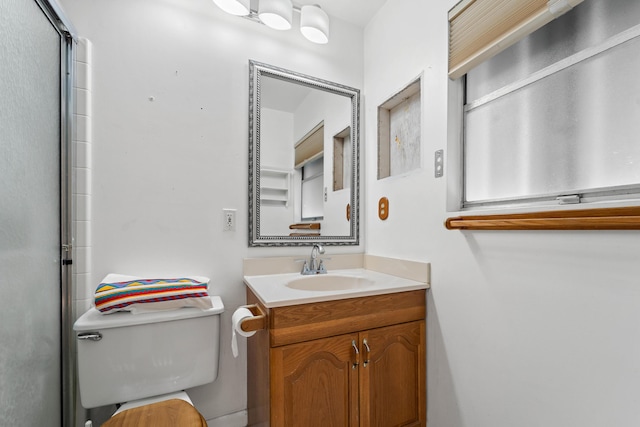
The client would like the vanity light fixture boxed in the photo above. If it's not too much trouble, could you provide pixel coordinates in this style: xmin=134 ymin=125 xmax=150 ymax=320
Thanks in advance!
xmin=211 ymin=0 xmax=330 ymax=44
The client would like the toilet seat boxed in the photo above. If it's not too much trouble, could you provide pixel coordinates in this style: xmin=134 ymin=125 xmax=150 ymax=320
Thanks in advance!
xmin=103 ymin=398 xmax=206 ymax=427
xmin=105 ymin=391 xmax=205 ymax=426
xmin=113 ymin=391 xmax=194 ymax=416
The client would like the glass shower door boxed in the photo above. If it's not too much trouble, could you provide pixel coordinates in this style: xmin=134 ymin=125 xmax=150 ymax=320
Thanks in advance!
xmin=0 ymin=0 xmax=67 ymax=424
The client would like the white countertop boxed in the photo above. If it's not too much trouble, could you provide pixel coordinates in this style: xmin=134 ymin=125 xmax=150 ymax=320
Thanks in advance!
xmin=243 ymin=268 xmax=429 ymax=308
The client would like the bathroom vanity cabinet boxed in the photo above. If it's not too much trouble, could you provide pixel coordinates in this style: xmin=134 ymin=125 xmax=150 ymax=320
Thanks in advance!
xmin=246 ymin=288 xmax=426 ymax=427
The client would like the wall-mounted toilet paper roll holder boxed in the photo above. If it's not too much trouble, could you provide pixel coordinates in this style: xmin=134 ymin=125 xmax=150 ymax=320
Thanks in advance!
xmin=239 ymin=304 xmax=266 ymax=333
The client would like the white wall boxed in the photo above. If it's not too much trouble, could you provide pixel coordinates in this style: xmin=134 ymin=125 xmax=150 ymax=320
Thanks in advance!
xmin=365 ymin=1 xmax=640 ymax=426
xmin=259 ymin=108 xmax=295 ymax=235
xmin=261 ymin=109 xmax=294 ymax=170
xmin=59 ymin=0 xmax=363 ymax=423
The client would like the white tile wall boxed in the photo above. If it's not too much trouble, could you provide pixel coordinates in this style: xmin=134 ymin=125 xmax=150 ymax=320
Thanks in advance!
xmin=73 ymin=37 xmax=93 ymax=317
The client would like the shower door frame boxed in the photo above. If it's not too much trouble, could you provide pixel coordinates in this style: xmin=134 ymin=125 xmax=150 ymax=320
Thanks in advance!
xmin=33 ymin=0 xmax=77 ymax=425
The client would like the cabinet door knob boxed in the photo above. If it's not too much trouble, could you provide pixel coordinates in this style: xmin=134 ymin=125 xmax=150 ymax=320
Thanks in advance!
xmin=351 ymin=339 xmax=360 ymax=369
xmin=362 ymin=338 xmax=370 ymax=367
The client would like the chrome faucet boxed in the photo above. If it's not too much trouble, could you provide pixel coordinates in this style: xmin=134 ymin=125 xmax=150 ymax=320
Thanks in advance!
xmin=301 ymin=244 xmax=327 ymax=275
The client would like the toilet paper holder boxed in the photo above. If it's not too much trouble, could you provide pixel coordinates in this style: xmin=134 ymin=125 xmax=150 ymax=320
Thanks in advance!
xmin=239 ymin=304 xmax=266 ymax=333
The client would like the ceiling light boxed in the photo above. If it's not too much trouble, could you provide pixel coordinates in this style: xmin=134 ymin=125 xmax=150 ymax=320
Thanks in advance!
xmin=300 ymin=5 xmax=329 ymax=44
xmin=258 ymin=0 xmax=293 ymax=31
xmin=212 ymin=0 xmax=250 ymax=16
xmin=212 ymin=0 xmax=330 ymax=44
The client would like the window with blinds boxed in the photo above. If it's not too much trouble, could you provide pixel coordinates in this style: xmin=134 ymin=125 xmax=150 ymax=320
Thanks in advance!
xmin=448 ymin=0 xmax=584 ymax=79
xmin=450 ymin=0 xmax=640 ymax=209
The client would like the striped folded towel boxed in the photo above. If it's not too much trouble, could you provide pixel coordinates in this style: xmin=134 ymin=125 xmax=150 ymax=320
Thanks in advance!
xmin=95 ymin=274 xmax=213 ymax=314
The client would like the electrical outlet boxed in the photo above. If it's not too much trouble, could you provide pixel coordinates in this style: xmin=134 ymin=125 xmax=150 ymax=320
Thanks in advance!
xmin=223 ymin=209 xmax=236 ymax=232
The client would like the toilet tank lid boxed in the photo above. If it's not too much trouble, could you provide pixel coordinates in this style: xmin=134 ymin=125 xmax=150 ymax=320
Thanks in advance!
xmin=73 ymin=295 xmax=224 ymax=331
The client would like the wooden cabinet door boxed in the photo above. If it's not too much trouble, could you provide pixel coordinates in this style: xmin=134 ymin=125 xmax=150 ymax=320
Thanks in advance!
xmin=271 ymin=333 xmax=360 ymax=427
xmin=359 ymin=321 xmax=426 ymax=427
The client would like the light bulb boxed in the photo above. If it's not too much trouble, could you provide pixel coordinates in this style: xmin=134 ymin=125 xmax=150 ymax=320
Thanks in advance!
xmin=300 ymin=5 xmax=329 ymax=44
xmin=212 ymin=0 xmax=250 ymax=16
xmin=259 ymin=0 xmax=293 ymax=30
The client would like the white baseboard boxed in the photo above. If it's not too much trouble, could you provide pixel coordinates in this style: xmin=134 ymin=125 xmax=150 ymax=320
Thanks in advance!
xmin=206 ymin=410 xmax=248 ymax=427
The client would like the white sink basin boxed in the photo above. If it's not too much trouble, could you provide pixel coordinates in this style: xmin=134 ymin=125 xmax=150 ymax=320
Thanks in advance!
xmin=244 ymin=267 xmax=429 ymax=307
xmin=286 ymin=274 xmax=375 ymax=292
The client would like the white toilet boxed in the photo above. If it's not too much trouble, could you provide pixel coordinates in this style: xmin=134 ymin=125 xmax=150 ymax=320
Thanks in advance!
xmin=74 ymin=296 xmax=224 ymax=426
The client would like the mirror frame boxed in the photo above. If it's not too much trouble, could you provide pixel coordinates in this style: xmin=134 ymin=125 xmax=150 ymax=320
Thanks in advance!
xmin=248 ymin=60 xmax=360 ymax=247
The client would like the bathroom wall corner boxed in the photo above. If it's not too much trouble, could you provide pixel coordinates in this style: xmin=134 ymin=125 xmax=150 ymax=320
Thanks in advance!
xmin=364 ymin=254 xmax=430 ymax=283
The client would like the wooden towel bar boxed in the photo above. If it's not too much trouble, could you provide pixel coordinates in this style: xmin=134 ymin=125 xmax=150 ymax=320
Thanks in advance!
xmin=289 ymin=223 xmax=321 ymax=230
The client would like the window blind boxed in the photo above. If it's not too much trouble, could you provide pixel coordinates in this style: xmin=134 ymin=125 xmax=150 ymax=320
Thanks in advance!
xmin=294 ymin=122 xmax=324 ymax=168
xmin=448 ymin=0 xmax=584 ymax=79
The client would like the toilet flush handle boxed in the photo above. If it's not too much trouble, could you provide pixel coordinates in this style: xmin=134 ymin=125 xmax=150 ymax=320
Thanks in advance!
xmin=77 ymin=332 xmax=102 ymax=342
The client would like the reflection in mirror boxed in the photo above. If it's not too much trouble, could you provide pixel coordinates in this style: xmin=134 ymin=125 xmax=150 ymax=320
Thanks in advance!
xmin=249 ymin=60 xmax=360 ymax=246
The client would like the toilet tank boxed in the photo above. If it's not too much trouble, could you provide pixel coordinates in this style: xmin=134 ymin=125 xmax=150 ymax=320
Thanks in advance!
xmin=74 ymin=296 xmax=224 ymax=408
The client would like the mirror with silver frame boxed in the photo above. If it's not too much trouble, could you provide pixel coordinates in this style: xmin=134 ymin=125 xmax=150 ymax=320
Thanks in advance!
xmin=249 ymin=60 xmax=360 ymax=246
